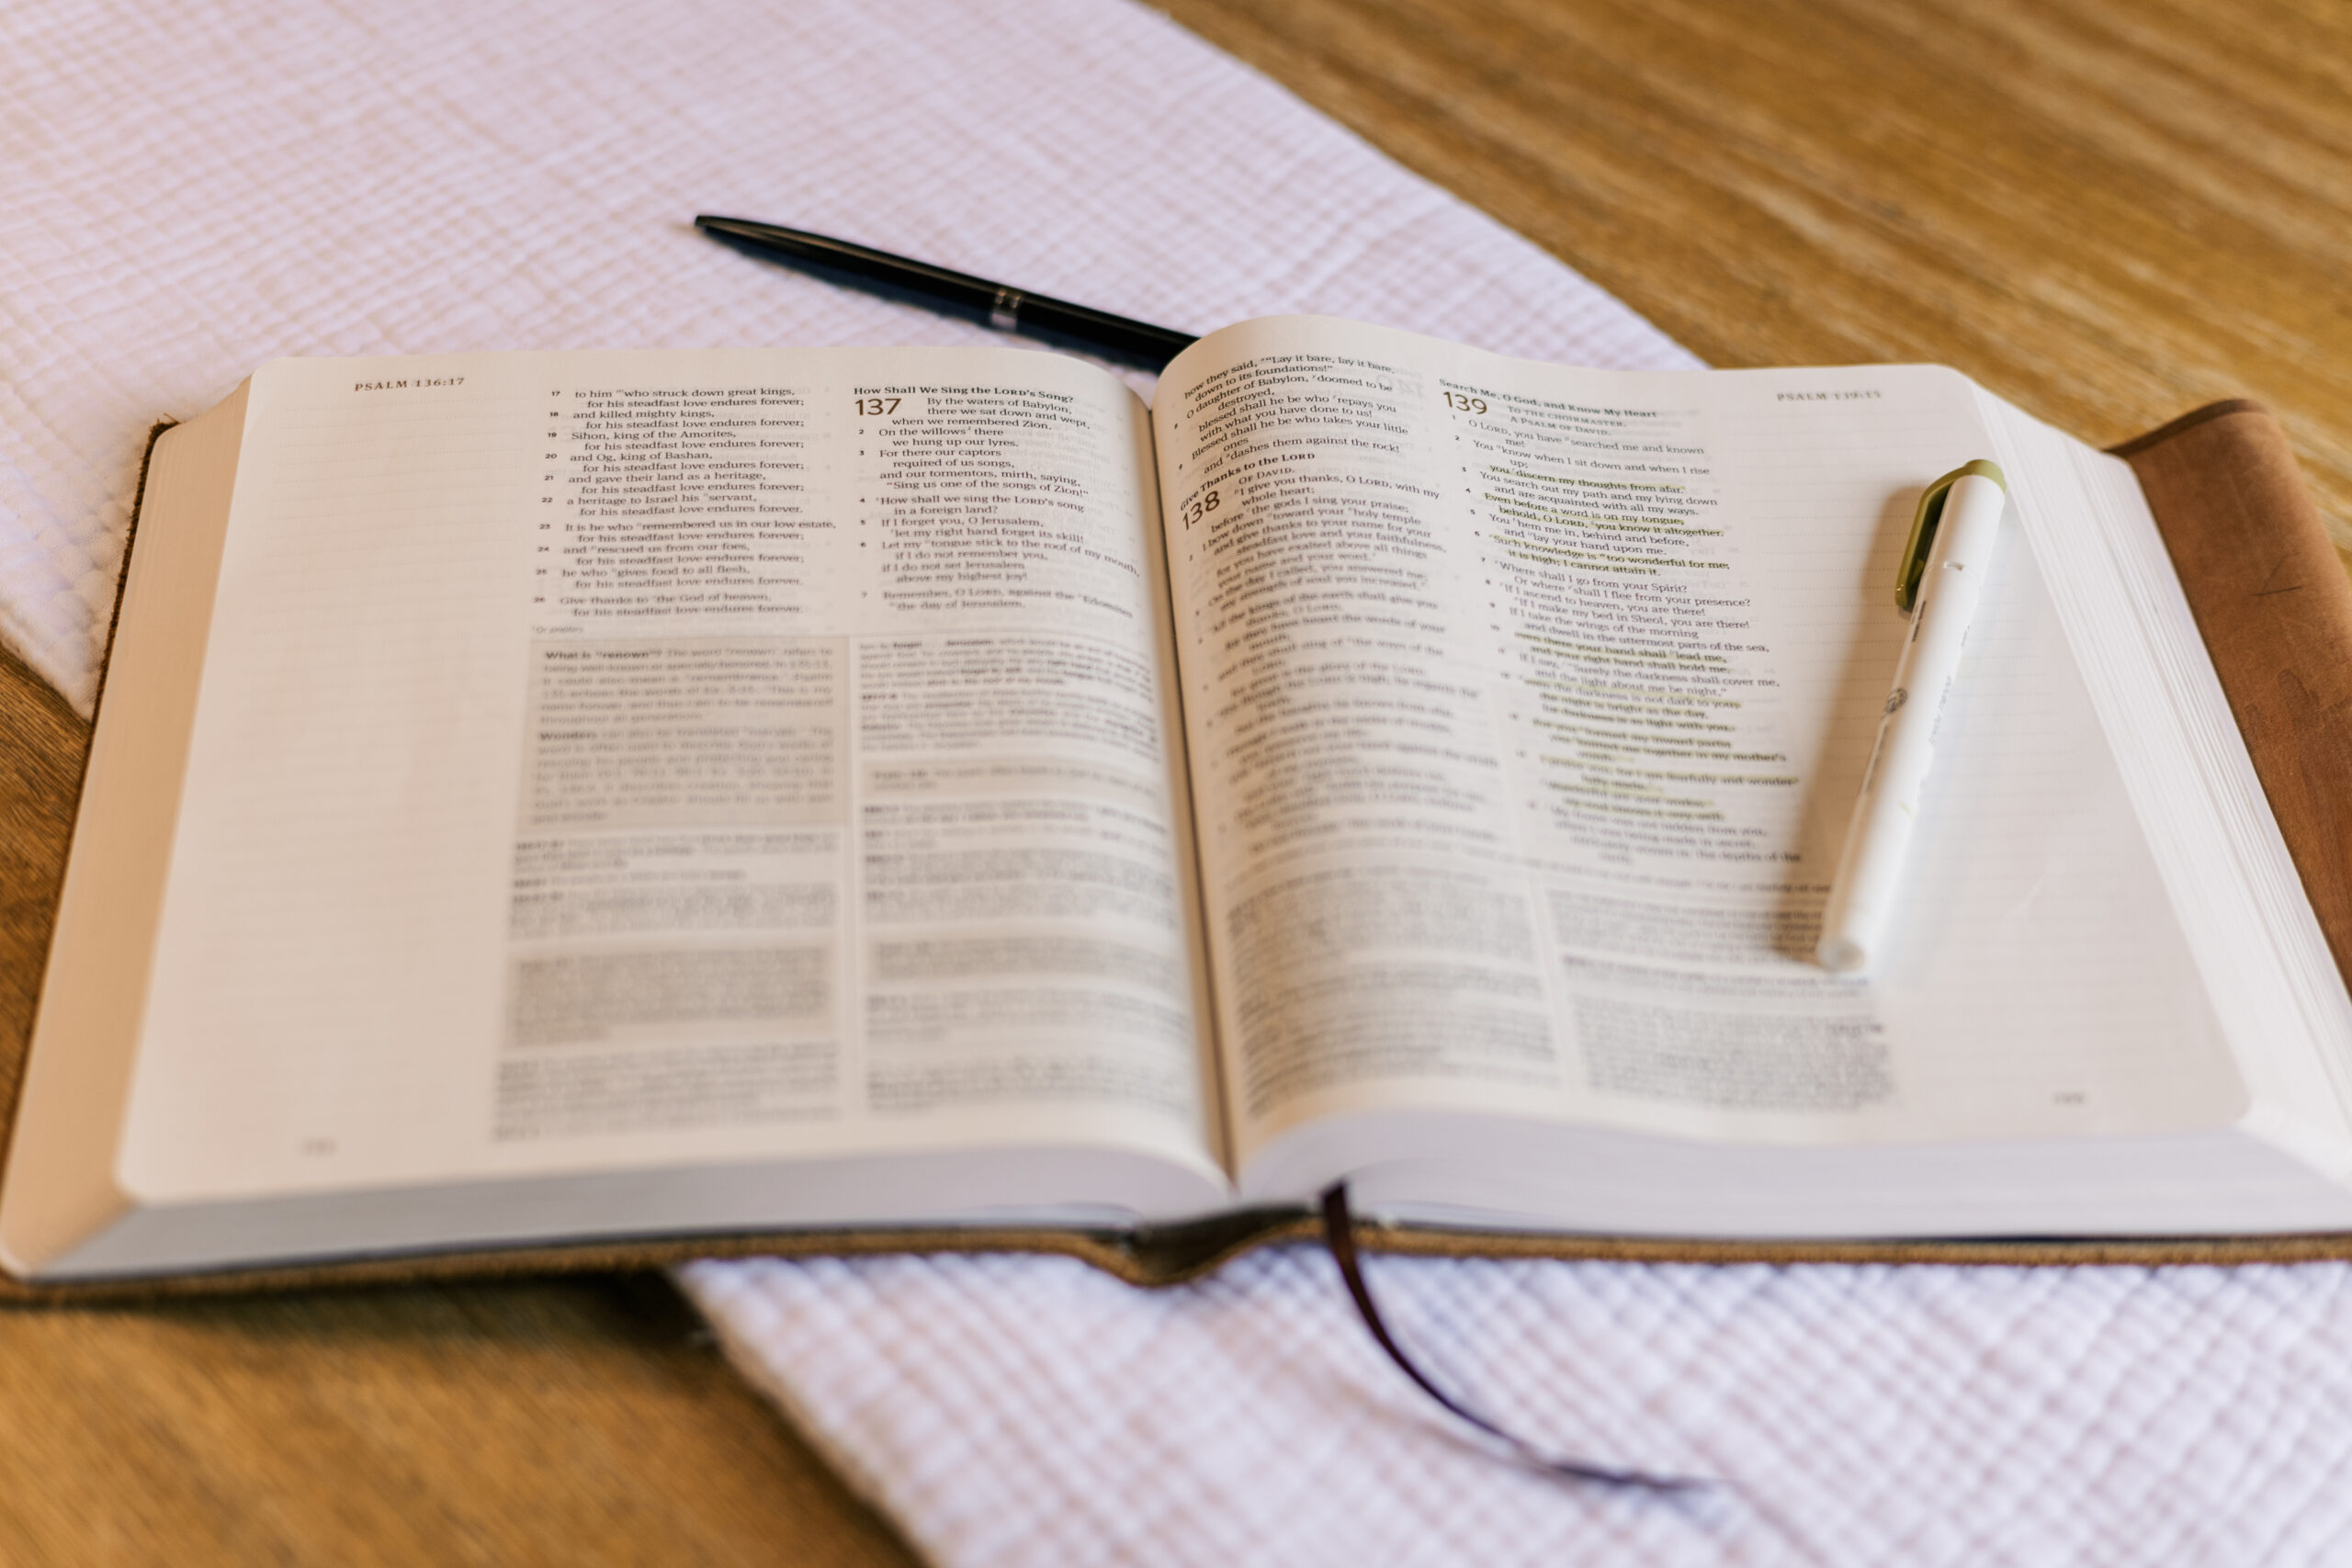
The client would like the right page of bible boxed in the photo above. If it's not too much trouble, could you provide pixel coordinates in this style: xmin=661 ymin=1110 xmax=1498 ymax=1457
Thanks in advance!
xmin=1154 ymin=316 xmax=2288 ymax=1223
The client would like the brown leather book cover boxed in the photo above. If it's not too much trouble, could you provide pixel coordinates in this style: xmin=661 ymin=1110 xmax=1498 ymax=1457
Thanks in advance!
xmin=7 ymin=402 xmax=2352 ymax=1302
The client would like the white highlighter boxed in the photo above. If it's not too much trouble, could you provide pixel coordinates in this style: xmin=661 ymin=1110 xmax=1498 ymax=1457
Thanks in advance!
xmin=1816 ymin=460 xmax=2008 ymax=974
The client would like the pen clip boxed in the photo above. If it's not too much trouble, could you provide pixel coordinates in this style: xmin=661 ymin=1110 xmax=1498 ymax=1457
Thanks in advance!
xmin=1895 ymin=459 xmax=2008 ymax=613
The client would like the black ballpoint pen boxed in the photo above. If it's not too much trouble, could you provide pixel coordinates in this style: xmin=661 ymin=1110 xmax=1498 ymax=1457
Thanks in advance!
xmin=695 ymin=215 xmax=1198 ymax=372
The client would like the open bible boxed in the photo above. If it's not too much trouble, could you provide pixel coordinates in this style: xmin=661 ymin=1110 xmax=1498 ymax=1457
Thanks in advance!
xmin=9 ymin=315 xmax=2352 ymax=1288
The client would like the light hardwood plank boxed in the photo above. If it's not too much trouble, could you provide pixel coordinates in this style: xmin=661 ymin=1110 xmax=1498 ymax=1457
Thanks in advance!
xmin=1151 ymin=0 xmax=2352 ymax=539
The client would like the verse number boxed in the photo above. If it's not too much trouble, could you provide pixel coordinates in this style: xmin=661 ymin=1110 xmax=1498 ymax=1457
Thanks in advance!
xmin=1443 ymin=391 xmax=1489 ymax=415
xmin=854 ymin=396 xmax=901 ymax=416
xmin=1180 ymin=489 xmax=1221 ymax=528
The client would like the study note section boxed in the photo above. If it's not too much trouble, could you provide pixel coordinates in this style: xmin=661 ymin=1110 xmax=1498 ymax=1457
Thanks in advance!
xmin=505 ymin=353 xmax=1210 ymax=1159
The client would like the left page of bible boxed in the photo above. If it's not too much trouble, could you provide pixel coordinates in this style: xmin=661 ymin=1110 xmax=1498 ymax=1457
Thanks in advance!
xmin=6 ymin=346 xmax=1229 ymax=1280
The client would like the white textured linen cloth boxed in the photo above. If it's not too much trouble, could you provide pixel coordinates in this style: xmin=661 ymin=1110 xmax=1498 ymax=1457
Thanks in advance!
xmin=8 ymin=2 xmax=2352 ymax=1563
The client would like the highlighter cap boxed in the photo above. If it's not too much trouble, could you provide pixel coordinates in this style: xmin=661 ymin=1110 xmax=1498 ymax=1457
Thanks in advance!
xmin=1895 ymin=459 xmax=2007 ymax=613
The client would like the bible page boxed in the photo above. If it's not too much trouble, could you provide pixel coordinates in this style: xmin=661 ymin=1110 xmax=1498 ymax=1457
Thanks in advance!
xmin=1153 ymin=317 xmax=2253 ymax=1207
xmin=103 ymin=344 xmax=1226 ymax=1238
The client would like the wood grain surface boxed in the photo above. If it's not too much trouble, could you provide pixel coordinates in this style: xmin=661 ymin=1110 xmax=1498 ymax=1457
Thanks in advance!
xmin=1154 ymin=0 xmax=2352 ymax=543
xmin=7 ymin=2 xmax=2349 ymax=1561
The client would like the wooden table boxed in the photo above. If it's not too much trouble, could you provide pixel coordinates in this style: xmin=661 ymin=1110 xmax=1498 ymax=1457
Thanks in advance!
xmin=1162 ymin=0 xmax=2352 ymax=540
xmin=6 ymin=1 xmax=2347 ymax=1560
